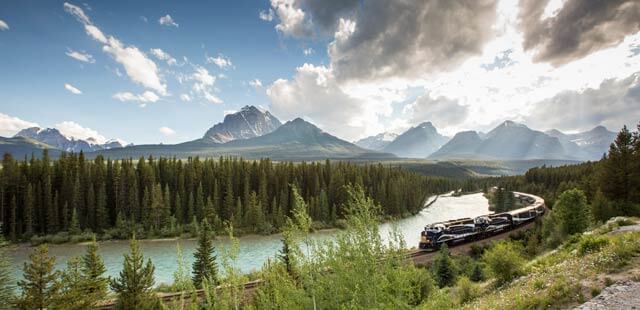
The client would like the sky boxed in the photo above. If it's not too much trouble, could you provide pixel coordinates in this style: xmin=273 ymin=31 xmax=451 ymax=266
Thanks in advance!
xmin=0 ymin=0 xmax=639 ymax=145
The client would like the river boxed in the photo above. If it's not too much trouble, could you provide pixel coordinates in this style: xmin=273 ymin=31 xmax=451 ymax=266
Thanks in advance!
xmin=7 ymin=192 xmax=490 ymax=286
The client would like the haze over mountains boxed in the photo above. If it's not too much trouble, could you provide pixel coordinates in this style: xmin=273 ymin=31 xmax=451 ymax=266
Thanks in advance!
xmin=381 ymin=122 xmax=449 ymax=158
xmin=0 ymin=106 xmax=616 ymax=162
xmin=15 ymin=127 xmax=125 ymax=152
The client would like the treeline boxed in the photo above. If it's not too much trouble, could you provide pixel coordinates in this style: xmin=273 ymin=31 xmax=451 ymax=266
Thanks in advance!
xmin=483 ymin=123 xmax=640 ymax=221
xmin=486 ymin=187 xmax=518 ymax=213
xmin=0 ymin=153 xmax=457 ymax=241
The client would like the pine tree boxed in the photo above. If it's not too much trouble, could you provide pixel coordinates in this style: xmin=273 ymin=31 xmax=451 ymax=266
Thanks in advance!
xmin=110 ymin=237 xmax=157 ymax=309
xmin=162 ymin=185 xmax=172 ymax=229
xmin=434 ymin=244 xmax=456 ymax=288
xmin=16 ymin=245 xmax=61 ymax=310
xmin=174 ymin=192 xmax=184 ymax=225
xmin=470 ymin=263 xmax=484 ymax=282
xmin=58 ymin=257 xmax=93 ymax=309
xmin=81 ymin=237 xmax=108 ymax=303
xmin=9 ymin=196 xmax=16 ymax=241
xmin=96 ymin=182 xmax=109 ymax=232
xmin=553 ymin=188 xmax=590 ymax=235
xmin=24 ymin=184 xmax=34 ymax=237
xmin=590 ymin=190 xmax=613 ymax=223
xmin=69 ymin=208 xmax=81 ymax=235
xmin=600 ymin=126 xmax=634 ymax=204
xmin=86 ymin=184 xmax=95 ymax=231
xmin=192 ymin=219 xmax=218 ymax=288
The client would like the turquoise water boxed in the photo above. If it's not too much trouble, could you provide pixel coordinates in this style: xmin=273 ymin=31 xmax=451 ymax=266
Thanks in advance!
xmin=7 ymin=193 xmax=490 ymax=286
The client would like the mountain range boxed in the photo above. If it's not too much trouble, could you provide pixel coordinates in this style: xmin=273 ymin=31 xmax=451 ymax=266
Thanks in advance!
xmin=14 ymin=127 xmax=126 ymax=153
xmin=381 ymin=122 xmax=449 ymax=158
xmin=0 ymin=106 xmax=617 ymax=162
xmin=354 ymin=132 xmax=398 ymax=151
xmin=427 ymin=121 xmax=615 ymax=160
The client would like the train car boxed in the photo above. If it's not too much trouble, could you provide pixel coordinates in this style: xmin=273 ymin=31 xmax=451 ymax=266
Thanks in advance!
xmin=418 ymin=192 xmax=545 ymax=250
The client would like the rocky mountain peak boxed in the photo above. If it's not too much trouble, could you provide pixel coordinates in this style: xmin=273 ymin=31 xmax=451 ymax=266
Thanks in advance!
xmin=203 ymin=105 xmax=282 ymax=143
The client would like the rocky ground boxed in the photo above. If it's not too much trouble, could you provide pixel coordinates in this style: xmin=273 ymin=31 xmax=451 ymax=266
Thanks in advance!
xmin=574 ymin=280 xmax=640 ymax=309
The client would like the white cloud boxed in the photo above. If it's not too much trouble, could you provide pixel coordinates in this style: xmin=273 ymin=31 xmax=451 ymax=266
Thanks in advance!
xmin=84 ymin=24 xmax=107 ymax=43
xmin=179 ymin=94 xmax=192 ymax=102
xmin=267 ymin=63 xmax=397 ymax=140
xmin=113 ymin=91 xmax=160 ymax=107
xmin=64 ymin=2 xmax=167 ymax=95
xmin=249 ymin=79 xmax=263 ymax=89
xmin=0 ymin=19 xmax=9 ymax=31
xmin=526 ymin=72 xmax=640 ymax=132
xmin=303 ymin=48 xmax=314 ymax=56
xmin=0 ymin=113 xmax=38 ymax=137
xmin=66 ymin=49 xmax=95 ymax=63
xmin=158 ymin=14 xmax=178 ymax=27
xmin=64 ymin=83 xmax=83 ymax=95
xmin=259 ymin=8 xmax=275 ymax=22
xmin=54 ymin=121 xmax=107 ymax=144
xmin=402 ymin=93 xmax=470 ymax=134
xmin=103 ymin=37 xmax=167 ymax=95
xmin=270 ymin=0 xmax=312 ymax=37
xmin=206 ymin=54 xmax=232 ymax=69
xmin=191 ymin=66 xmax=222 ymax=104
xmin=63 ymin=2 xmax=91 ymax=25
xmin=159 ymin=126 xmax=176 ymax=136
xmin=150 ymin=48 xmax=177 ymax=66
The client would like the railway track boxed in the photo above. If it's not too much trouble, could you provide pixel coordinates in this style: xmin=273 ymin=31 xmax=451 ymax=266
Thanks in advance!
xmin=96 ymin=192 xmax=545 ymax=309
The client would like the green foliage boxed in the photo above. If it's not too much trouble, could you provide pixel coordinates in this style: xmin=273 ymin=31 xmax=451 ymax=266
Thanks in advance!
xmin=81 ymin=237 xmax=109 ymax=304
xmin=109 ymin=237 xmax=157 ymax=309
xmin=434 ymin=244 xmax=457 ymax=288
xmin=470 ymin=263 xmax=484 ymax=282
xmin=453 ymin=276 xmax=480 ymax=305
xmin=0 ymin=154 xmax=456 ymax=241
xmin=16 ymin=245 xmax=61 ymax=310
xmin=590 ymin=190 xmax=614 ymax=223
xmin=57 ymin=257 xmax=94 ymax=309
xmin=192 ymin=219 xmax=218 ymax=288
xmin=577 ymin=235 xmax=609 ymax=256
xmin=553 ymin=188 xmax=590 ymax=235
xmin=482 ymin=241 xmax=525 ymax=285
xmin=173 ymin=243 xmax=194 ymax=292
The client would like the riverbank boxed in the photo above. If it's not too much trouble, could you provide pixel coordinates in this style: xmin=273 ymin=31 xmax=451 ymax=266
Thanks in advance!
xmin=15 ymin=192 xmax=445 ymax=248
xmin=7 ymin=192 xmax=489 ymax=286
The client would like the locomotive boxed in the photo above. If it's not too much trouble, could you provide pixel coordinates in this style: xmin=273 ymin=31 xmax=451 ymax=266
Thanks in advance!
xmin=418 ymin=191 xmax=545 ymax=250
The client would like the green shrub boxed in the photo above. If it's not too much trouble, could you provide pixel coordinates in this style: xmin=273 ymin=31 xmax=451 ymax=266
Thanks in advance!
xmin=453 ymin=276 xmax=480 ymax=305
xmin=590 ymin=287 xmax=601 ymax=297
xmin=421 ymin=289 xmax=455 ymax=309
xmin=411 ymin=267 xmax=436 ymax=303
xmin=483 ymin=241 xmax=525 ymax=285
xmin=577 ymin=235 xmax=609 ymax=256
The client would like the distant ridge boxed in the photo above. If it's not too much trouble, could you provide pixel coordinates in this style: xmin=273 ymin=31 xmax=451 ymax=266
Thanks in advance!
xmin=382 ymin=122 xmax=448 ymax=158
xmin=0 ymin=107 xmax=618 ymax=162
xmin=429 ymin=121 xmax=614 ymax=160
xmin=355 ymin=132 xmax=398 ymax=151
xmin=14 ymin=127 xmax=125 ymax=152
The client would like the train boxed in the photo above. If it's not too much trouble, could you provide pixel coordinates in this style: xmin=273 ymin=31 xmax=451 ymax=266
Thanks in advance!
xmin=418 ymin=191 xmax=546 ymax=250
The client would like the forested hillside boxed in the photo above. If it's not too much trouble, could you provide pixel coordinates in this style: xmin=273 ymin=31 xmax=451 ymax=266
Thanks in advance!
xmin=0 ymin=153 xmax=457 ymax=241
